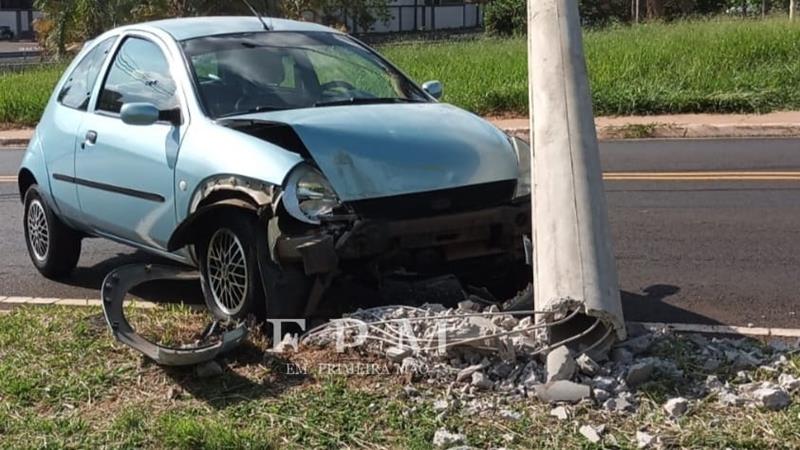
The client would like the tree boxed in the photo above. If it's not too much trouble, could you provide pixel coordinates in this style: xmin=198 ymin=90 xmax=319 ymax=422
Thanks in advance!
xmin=34 ymin=0 xmax=78 ymax=57
xmin=646 ymin=0 xmax=665 ymax=18
xmin=279 ymin=0 xmax=390 ymax=32
xmin=34 ymin=0 xmax=390 ymax=55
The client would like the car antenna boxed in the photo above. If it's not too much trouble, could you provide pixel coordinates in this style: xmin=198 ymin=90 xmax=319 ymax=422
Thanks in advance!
xmin=241 ymin=0 xmax=271 ymax=30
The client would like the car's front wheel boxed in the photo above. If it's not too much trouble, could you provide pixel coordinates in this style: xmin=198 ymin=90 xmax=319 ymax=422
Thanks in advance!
xmin=23 ymin=185 xmax=82 ymax=278
xmin=197 ymin=212 xmax=311 ymax=323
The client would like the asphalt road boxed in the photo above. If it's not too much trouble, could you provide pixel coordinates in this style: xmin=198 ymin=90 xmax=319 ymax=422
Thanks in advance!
xmin=2 ymin=138 xmax=800 ymax=328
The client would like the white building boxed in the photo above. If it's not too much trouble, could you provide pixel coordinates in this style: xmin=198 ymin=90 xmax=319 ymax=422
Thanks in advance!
xmin=0 ymin=1 xmax=482 ymax=41
xmin=0 ymin=0 xmax=37 ymax=39
xmin=337 ymin=0 xmax=484 ymax=34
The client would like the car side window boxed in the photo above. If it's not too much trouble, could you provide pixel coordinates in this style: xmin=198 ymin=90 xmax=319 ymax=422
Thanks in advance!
xmin=57 ymin=37 xmax=116 ymax=111
xmin=97 ymin=37 xmax=178 ymax=114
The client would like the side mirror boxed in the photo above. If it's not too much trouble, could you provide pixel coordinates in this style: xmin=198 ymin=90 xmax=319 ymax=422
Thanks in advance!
xmin=120 ymin=103 xmax=160 ymax=126
xmin=422 ymin=80 xmax=443 ymax=100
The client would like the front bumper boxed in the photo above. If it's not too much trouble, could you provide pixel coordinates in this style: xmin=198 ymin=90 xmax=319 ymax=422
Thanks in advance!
xmin=273 ymin=199 xmax=531 ymax=275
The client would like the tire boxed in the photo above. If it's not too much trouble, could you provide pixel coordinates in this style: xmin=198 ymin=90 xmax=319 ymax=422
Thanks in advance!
xmin=197 ymin=211 xmax=311 ymax=322
xmin=23 ymin=185 xmax=82 ymax=279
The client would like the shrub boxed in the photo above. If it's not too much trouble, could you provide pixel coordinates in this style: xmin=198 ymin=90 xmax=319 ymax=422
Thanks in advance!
xmin=484 ymin=0 xmax=526 ymax=36
xmin=484 ymin=0 xmax=633 ymax=35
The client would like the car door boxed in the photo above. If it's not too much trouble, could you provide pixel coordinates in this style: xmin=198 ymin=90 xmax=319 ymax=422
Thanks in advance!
xmin=75 ymin=34 xmax=183 ymax=249
xmin=44 ymin=36 xmax=116 ymax=224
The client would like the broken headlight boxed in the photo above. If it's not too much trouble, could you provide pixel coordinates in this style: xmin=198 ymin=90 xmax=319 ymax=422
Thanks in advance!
xmin=511 ymin=136 xmax=531 ymax=198
xmin=283 ymin=164 xmax=341 ymax=224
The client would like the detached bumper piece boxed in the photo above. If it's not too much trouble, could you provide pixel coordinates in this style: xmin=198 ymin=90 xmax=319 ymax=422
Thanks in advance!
xmin=101 ymin=264 xmax=247 ymax=366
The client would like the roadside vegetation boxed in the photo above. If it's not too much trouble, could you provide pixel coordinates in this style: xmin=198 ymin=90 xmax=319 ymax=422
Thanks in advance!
xmin=3 ymin=18 xmax=800 ymax=127
xmin=0 ymin=64 xmax=62 ymax=127
xmin=1 ymin=305 xmax=799 ymax=449
xmin=385 ymin=18 xmax=800 ymax=117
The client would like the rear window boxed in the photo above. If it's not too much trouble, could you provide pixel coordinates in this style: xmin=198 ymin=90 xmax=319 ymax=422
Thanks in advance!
xmin=58 ymin=37 xmax=116 ymax=111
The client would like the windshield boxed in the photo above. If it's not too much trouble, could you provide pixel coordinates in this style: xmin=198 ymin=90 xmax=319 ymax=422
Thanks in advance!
xmin=181 ymin=31 xmax=429 ymax=118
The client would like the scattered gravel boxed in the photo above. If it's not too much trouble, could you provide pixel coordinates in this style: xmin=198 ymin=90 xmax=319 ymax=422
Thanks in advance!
xmin=300 ymin=302 xmax=799 ymax=418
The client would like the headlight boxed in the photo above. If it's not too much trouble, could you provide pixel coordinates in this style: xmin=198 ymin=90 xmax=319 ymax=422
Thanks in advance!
xmin=511 ymin=136 xmax=531 ymax=198
xmin=283 ymin=164 xmax=341 ymax=224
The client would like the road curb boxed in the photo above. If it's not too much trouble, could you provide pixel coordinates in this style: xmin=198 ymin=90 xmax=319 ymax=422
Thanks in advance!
xmin=2 ymin=123 xmax=800 ymax=149
xmin=503 ymin=123 xmax=800 ymax=141
xmin=0 ymin=138 xmax=30 ymax=148
xmin=0 ymin=295 xmax=203 ymax=310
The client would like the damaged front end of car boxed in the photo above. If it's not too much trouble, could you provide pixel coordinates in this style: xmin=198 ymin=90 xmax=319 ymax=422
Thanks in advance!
xmin=256 ymin=121 xmax=534 ymax=310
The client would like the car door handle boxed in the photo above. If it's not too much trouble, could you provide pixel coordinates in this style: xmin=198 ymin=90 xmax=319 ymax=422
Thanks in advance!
xmin=81 ymin=130 xmax=98 ymax=149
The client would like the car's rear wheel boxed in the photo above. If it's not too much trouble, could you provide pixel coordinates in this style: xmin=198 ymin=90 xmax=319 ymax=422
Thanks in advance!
xmin=23 ymin=185 xmax=82 ymax=278
xmin=197 ymin=212 xmax=311 ymax=323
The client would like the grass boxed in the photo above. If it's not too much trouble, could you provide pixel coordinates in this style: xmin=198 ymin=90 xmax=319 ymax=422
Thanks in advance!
xmin=385 ymin=17 xmax=800 ymax=117
xmin=1 ymin=305 xmax=799 ymax=449
xmin=0 ymin=64 xmax=62 ymax=127
xmin=4 ymin=18 xmax=800 ymax=127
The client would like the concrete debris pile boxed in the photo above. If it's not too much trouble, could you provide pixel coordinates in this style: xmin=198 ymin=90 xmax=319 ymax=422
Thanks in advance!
xmin=300 ymin=301 xmax=580 ymax=396
xmin=301 ymin=303 xmax=799 ymax=418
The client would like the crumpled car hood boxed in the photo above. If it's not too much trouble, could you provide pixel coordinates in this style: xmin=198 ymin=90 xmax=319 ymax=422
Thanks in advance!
xmin=238 ymin=103 xmax=518 ymax=201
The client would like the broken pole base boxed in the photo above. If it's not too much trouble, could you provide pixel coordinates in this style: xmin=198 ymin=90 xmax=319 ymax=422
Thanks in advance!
xmin=539 ymin=299 xmax=619 ymax=360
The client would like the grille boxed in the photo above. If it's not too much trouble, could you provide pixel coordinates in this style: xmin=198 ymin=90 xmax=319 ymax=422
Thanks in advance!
xmin=347 ymin=180 xmax=516 ymax=220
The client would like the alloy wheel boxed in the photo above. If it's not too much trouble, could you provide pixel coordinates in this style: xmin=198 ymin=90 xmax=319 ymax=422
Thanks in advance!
xmin=27 ymin=199 xmax=49 ymax=262
xmin=206 ymin=228 xmax=249 ymax=316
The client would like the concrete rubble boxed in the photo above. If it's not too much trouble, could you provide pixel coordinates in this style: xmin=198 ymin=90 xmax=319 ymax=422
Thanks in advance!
xmin=575 ymin=353 xmax=600 ymax=376
xmin=751 ymin=386 xmax=791 ymax=410
xmin=535 ymin=380 xmax=592 ymax=403
xmin=549 ymin=405 xmax=569 ymax=420
xmin=300 ymin=302 xmax=798 ymax=421
xmin=546 ymin=345 xmax=576 ymax=382
xmin=579 ymin=424 xmax=604 ymax=443
xmin=636 ymin=431 xmax=655 ymax=449
xmin=663 ymin=397 xmax=689 ymax=418
xmin=432 ymin=428 xmax=467 ymax=448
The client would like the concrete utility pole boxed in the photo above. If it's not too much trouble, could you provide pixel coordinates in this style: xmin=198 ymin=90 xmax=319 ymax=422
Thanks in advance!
xmin=527 ymin=0 xmax=626 ymax=350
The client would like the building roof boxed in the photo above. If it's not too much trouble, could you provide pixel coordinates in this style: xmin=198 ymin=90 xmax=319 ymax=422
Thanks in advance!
xmin=142 ymin=16 xmax=339 ymax=41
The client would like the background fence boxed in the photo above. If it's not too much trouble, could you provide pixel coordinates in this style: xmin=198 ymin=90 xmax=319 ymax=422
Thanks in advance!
xmin=345 ymin=3 xmax=483 ymax=34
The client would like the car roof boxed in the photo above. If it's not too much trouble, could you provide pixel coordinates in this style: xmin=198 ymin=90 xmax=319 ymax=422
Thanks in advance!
xmin=140 ymin=16 xmax=340 ymax=41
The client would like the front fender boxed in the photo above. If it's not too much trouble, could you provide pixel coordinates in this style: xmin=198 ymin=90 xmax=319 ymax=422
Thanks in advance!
xmin=167 ymin=198 xmax=258 ymax=252
xmin=174 ymin=119 xmax=303 ymax=223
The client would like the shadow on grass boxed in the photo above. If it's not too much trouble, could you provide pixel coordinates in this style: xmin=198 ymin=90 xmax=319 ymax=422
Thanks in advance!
xmin=157 ymin=340 xmax=314 ymax=410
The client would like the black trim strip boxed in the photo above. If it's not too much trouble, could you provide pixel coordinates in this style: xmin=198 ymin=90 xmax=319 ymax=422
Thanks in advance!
xmin=53 ymin=173 xmax=165 ymax=203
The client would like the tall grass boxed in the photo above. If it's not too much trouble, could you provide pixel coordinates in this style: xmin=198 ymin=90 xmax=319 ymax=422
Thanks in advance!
xmin=3 ymin=18 xmax=800 ymax=126
xmin=0 ymin=65 xmax=62 ymax=127
xmin=384 ymin=17 xmax=800 ymax=116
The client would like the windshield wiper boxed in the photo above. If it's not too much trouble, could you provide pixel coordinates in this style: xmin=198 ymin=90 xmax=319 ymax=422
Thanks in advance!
xmin=217 ymin=105 xmax=284 ymax=118
xmin=314 ymin=97 xmax=426 ymax=108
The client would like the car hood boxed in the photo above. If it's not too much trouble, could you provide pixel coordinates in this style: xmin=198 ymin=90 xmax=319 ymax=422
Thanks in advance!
xmin=237 ymin=103 xmax=518 ymax=202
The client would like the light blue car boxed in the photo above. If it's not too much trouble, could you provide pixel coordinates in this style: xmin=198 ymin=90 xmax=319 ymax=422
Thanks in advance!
xmin=19 ymin=16 xmax=531 ymax=322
